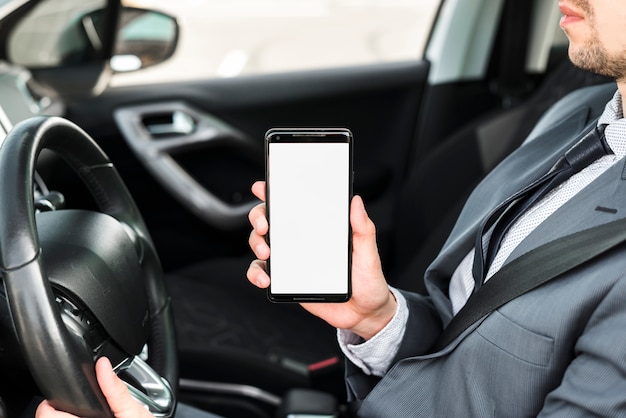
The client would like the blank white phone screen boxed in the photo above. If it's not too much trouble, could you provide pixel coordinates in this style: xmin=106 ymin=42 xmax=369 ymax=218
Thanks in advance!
xmin=268 ymin=141 xmax=350 ymax=295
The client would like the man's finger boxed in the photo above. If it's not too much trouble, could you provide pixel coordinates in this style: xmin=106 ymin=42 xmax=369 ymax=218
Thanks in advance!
xmin=247 ymin=259 xmax=270 ymax=288
xmin=35 ymin=400 xmax=77 ymax=418
xmin=95 ymin=357 xmax=153 ymax=418
xmin=251 ymin=181 xmax=266 ymax=201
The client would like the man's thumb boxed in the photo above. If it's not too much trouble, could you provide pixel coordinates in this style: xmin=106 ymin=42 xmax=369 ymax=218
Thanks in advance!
xmin=95 ymin=357 xmax=153 ymax=418
xmin=350 ymin=195 xmax=379 ymax=259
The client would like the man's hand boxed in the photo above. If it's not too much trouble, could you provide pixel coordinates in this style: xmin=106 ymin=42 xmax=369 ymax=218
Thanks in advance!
xmin=246 ymin=180 xmax=397 ymax=340
xmin=36 ymin=357 xmax=154 ymax=418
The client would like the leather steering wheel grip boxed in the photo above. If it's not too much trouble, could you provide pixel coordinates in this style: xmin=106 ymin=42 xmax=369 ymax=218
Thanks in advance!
xmin=0 ymin=116 xmax=177 ymax=416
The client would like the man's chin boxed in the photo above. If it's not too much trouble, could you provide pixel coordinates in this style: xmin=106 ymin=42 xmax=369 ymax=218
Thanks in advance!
xmin=568 ymin=46 xmax=607 ymax=76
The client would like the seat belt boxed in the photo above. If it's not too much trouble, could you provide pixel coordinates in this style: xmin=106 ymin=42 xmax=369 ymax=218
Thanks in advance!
xmin=431 ymin=215 xmax=626 ymax=352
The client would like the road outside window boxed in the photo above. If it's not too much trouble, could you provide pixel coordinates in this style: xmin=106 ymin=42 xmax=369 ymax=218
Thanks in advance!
xmin=112 ymin=0 xmax=441 ymax=86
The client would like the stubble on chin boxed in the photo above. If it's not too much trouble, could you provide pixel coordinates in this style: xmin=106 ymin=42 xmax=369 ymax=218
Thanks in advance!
xmin=567 ymin=28 xmax=626 ymax=82
xmin=563 ymin=0 xmax=624 ymax=81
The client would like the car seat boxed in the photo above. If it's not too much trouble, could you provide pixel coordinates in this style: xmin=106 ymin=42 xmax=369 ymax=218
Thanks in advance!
xmin=387 ymin=58 xmax=612 ymax=294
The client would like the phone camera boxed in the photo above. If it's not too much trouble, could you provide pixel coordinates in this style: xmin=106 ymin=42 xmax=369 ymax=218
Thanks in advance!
xmin=275 ymin=136 xmax=281 ymax=140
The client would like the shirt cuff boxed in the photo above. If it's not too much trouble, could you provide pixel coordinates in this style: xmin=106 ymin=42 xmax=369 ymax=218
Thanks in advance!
xmin=337 ymin=287 xmax=408 ymax=376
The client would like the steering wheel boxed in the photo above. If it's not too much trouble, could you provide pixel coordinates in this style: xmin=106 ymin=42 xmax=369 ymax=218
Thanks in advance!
xmin=0 ymin=116 xmax=177 ymax=417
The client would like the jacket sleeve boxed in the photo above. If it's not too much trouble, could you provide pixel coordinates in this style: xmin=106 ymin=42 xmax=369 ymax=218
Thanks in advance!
xmin=345 ymin=289 xmax=442 ymax=402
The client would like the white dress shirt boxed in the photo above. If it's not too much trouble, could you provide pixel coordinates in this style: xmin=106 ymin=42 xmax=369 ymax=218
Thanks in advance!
xmin=339 ymin=90 xmax=626 ymax=376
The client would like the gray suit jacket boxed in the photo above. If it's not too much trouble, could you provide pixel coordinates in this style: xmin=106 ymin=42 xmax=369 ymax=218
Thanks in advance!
xmin=348 ymin=83 xmax=626 ymax=417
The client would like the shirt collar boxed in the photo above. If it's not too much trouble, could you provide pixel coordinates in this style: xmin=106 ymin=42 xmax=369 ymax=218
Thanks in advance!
xmin=598 ymin=90 xmax=626 ymax=158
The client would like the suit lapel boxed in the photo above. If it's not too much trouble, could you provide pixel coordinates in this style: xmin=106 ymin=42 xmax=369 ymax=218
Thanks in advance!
xmin=506 ymin=154 xmax=626 ymax=263
xmin=425 ymin=154 xmax=626 ymax=354
xmin=424 ymin=106 xmax=593 ymax=321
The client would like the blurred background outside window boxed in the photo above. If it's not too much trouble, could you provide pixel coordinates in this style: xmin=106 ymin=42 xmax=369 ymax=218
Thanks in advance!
xmin=113 ymin=0 xmax=441 ymax=86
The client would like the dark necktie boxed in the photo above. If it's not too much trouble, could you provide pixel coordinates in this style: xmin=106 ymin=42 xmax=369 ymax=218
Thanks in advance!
xmin=472 ymin=123 xmax=610 ymax=290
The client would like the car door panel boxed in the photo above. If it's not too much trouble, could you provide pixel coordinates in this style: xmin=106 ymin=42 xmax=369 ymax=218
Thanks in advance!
xmin=61 ymin=60 xmax=430 ymax=269
xmin=114 ymin=100 xmax=258 ymax=229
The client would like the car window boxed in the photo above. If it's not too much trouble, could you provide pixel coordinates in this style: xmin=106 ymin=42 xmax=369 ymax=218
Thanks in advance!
xmin=111 ymin=0 xmax=442 ymax=86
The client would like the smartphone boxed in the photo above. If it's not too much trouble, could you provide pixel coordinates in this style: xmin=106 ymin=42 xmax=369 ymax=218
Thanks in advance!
xmin=265 ymin=128 xmax=353 ymax=303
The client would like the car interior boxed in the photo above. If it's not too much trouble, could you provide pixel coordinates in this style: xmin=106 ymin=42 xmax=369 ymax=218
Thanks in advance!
xmin=0 ymin=0 xmax=616 ymax=417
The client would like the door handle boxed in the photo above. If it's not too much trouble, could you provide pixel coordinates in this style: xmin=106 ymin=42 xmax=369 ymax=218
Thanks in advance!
xmin=142 ymin=110 xmax=197 ymax=137
xmin=114 ymin=101 xmax=260 ymax=229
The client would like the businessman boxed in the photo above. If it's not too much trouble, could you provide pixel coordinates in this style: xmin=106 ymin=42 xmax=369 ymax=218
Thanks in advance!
xmin=251 ymin=0 xmax=626 ymax=414
xmin=38 ymin=0 xmax=626 ymax=416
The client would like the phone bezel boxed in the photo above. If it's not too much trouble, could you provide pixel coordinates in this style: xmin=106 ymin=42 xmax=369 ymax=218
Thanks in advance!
xmin=265 ymin=127 xmax=353 ymax=303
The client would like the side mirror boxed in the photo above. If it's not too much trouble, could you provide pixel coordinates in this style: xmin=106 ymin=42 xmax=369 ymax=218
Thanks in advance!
xmin=110 ymin=8 xmax=178 ymax=73
xmin=7 ymin=4 xmax=177 ymax=72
